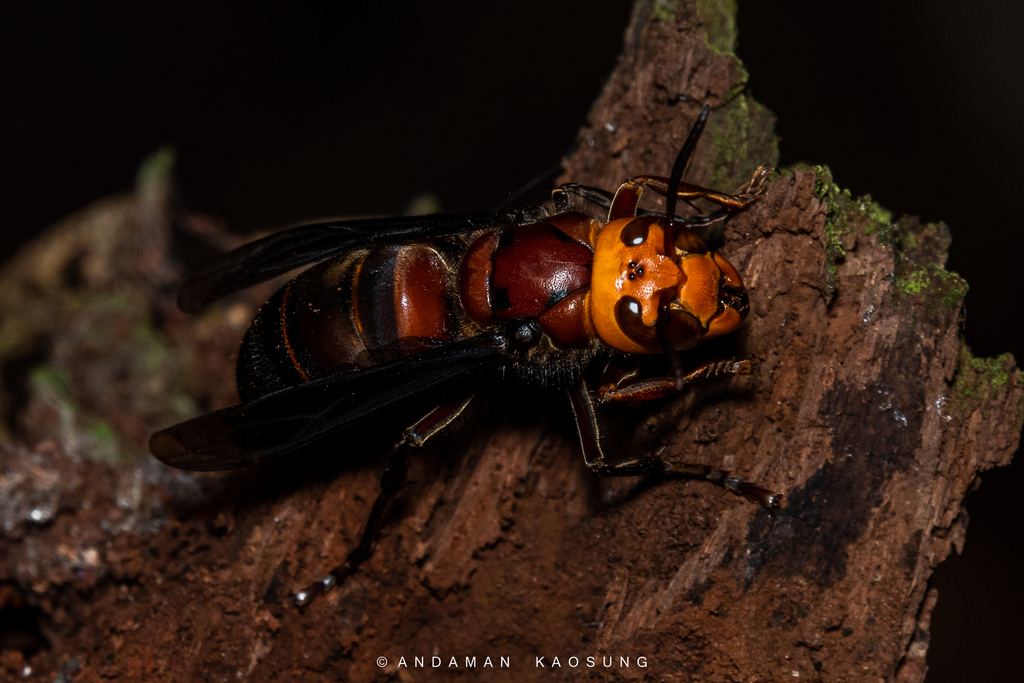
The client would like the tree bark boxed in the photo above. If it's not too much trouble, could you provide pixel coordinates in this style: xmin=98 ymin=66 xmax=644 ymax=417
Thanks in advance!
xmin=0 ymin=2 xmax=1020 ymax=682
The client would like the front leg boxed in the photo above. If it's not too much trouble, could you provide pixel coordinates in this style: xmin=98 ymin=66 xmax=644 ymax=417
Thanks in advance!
xmin=566 ymin=376 xmax=780 ymax=507
xmin=597 ymin=358 xmax=754 ymax=404
xmin=606 ymin=166 xmax=773 ymax=223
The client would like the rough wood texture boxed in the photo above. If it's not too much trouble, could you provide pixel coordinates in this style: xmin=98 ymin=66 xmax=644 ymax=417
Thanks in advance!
xmin=0 ymin=2 xmax=1020 ymax=681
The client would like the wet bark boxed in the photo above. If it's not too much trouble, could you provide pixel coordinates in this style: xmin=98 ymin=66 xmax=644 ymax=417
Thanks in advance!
xmin=0 ymin=2 xmax=1020 ymax=682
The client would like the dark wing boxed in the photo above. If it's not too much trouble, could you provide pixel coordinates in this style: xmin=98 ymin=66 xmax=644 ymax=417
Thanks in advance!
xmin=149 ymin=330 xmax=510 ymax=471
xmin=178 ymin=208 xmax=544 ymax=312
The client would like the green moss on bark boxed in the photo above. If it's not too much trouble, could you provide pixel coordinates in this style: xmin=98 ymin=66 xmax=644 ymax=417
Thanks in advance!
xmin=652 ymin=0 xmax=679 ymax=21
xmin=693 ymin=0 xmax=738 ymax=55
xmin=707 ymin=94 xmax=779 ymax=192
xmin=807 ymin=165 xmax=966 ymax=312
xmin=808 ymin=165 xmax=890 ymax=294
xmin=952 ymin=342 xmax=1022 ymax=429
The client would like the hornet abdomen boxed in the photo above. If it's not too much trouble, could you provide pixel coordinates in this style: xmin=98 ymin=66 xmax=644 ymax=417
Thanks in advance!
xmin=238 ymin=243 xmax=458 ymax=401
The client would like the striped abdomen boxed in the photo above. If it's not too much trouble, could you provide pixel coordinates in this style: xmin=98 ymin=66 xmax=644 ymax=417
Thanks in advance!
xmin=237 ymin=243 xmax=459 ymax=401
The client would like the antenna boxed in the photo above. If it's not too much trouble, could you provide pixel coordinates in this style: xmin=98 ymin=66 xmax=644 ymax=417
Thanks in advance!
xmin=659 ymin=104 xmax=710 ymax=389
xmin=663 ymin=103 xmax=710 ymax=260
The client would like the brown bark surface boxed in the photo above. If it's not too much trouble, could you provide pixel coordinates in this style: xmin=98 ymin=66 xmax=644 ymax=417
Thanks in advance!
xmin=1 ymin=3 xmax=1020 ymax=682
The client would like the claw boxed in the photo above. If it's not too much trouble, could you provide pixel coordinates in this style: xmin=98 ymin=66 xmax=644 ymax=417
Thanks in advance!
xmin=721 ymin=474 xmax=782 ymax=509
xmin=293 ymin=574 xmax=337 ymax=607
xmin=739 ymin=483 xmax=783 ymax=509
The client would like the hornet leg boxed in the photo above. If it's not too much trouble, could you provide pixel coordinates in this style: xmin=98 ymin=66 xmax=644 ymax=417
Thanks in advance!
xmin=606 ymin=166 xmax=773 ymax=223
xmin=294 ymin=387 xmax=479 ymax=606
xmin=566 ymin=376 xmax=780 ymax=508
xmin=597 ymin=358 xmax=754 ymax=403
xmin=552 ymin=183 xmax=614 ymax=212
xmin=550 ymin=182 xmax=755 ymax=227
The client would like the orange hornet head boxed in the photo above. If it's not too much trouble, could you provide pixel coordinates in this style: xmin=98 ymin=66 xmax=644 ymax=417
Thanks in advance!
xmin=589 ymin=216 xmax=748 ymax=354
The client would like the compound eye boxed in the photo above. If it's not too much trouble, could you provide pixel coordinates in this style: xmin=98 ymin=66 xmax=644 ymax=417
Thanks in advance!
xmin=613 ymin=297 xmax=705 ymax=351
xmin=616 ymin=297 xmax=653 ymax=343
xmin=614 ymin=297 xmax=656 ymax=348
xmin=619 ymin=219 xmax=650 ymax=247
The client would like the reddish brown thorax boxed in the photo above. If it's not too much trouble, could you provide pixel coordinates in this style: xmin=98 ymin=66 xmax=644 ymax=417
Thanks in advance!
xmin=459 ymin=221 xmax=597 ymax=348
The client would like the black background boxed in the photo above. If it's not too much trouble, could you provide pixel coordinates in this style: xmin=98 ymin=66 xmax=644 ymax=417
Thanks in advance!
xmin=1 ymin=2 xmax=1021 ymax=680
